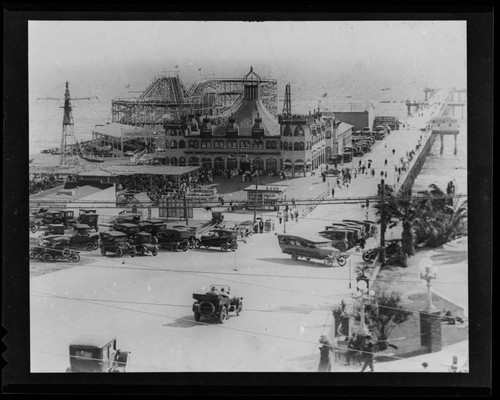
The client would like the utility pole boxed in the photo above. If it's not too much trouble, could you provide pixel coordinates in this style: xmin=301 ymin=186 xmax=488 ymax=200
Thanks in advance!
xmin=380 ymin=179 xmax=386 ymax=265
xmin=183 ymin=190 xmax=189 ymax=226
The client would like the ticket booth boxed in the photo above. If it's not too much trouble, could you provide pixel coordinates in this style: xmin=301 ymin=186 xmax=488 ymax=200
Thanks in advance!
xmin=243 ymin=184 xmax=288 ymax=211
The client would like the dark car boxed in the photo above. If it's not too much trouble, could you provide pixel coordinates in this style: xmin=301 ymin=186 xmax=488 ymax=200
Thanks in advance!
xmin=44 ymin=223 xmax=67 ymax=236
xmin=197 ymin=229 xmax=238 ymax=252
xmin=66 ymin=335 xmax=129 ymax=373
xmin=192 ymin=285 xmax=242 ymax=324
xmin=99 ymin=231 xmax=136 ymax=257
xmin=362 ymin=239 xmax=402 ymax=262
xmin=327 ymin=155 xmax=344 ymax=165
xmin=112 ymin=223 xmax=141 ymax=239
xmin=78 ymin=209 xmax=99 ymax=231
xmin=42 ymin=210 xmax=77 ymax=228
xmin=30 ymin=236 xmax=81 ymax=263
xmin=156 ymin=228 xmax=191 ymax=251
xmin=211 ymin=211 xmax=224 ymax=225
xmin=277 ymin=234 xmax=348 ymax=267
xmin=342 ymin=153 xmax=353 ymax=163
xmin=109 ymin=213 xmax=142 ymax=230
xmin=30 ymin=207 xmax=51 ymax=219
xmin=30 ymin=214 xmax=42 ymax=233
xmin=67 ymin=224 xmax=100 ymax=250
xmin=132 ymin=232 xmax=158 ymax=256
xmin=324 ymin=169 xmax=340 ymax=176
xmin=138 ymin=221 xmax=168 ymax=243
xmin=172 ymin=225 xmax=200 ymax=249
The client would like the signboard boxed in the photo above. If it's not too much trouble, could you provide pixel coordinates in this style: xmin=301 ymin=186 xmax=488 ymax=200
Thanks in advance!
xmin=373 ymin=116 xmax=399 ymax=130
xmin=159 ymin=198 xmax=193 ymax=219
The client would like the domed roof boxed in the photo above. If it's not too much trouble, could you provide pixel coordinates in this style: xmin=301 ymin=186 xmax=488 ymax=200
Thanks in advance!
xmin=243 ymin=66 xmax=261 ymax=85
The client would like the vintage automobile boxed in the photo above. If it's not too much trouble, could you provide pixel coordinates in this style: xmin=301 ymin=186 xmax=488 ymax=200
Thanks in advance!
xmin=342 ymin=219 xmax=376 ymax=238
xmin=192 ymin=285 xmax=243 ymax=323
xmin=78 ymin=209 xmax=99 ymax=231
xmin=66 ymin=335 xmax=130 ymax=373
xmin=342 ymin=152 xmax=353 ymax=163
xmin=362 ymin=239 xmax=402 ymax=262
xmin=235 ymin=220 xmax=256 ymax=238
xmin=66 ymin=224 xmax=101 ymax=250
xmin=30 ymin=214 xmax=43 ymax=234
xmin=197 ymin=229 xmax=238 ymax=252
xmin=132 ymin=232 xmax=158 ymax=256
xmin=155 ymin=227 xmax=191 ymax=251
xmin=109 ymin=213 xmax=142 ymax=230
xmin=172 ymin=225 xmax=200 ymax=249
xmin=277 ymin=234 xmax=348 ymax=267
xmin=323 ymin=168 xmax=340 ymax=177
xmin=138 ymin=220 xmax=168 ymax=243
xmin=111 ymin=222 xmax=141 ymax=239
xmin=41 ymin=210 xmax=77 ymax=227
xmin=30 ymin=207 xmax=51 ymax=219
xmin=30 ymin=236 xmax=81 ymax=263
xmin=318 ymin=229 xmax=355 ymax=252
xmin=99 ymin=231 xmax=136 ymax=257
xmin=211 ymin=211 xmax=224 ymax=225
xmin=327 ymin=154 xmax=344 ymax=165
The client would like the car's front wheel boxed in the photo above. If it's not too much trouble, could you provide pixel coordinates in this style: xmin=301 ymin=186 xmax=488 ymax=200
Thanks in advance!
xmin=115 ymin=247 xmax=123 ymax=258
xmin=42 ymin=252 xmax=53 ymax=263
xmin=194 ymin=239 xmax=201 ymax=249
xmin=218 ymin=307 xmax=227 ymax=323
xmin=151 ymin=249 xmax=158 ymax=256
xmin=336 ymin=242 xmax=347 ymax=252
xmin=85 ymin=242 xmax=94 ymax=251
xmin=291 ymin=251 xmax=298 ymax=261
xmin=323 ymin=256 xmax=334 ymax=267
xmin=221 ymin=243 xmax=228 ymax=252
xmin=71 ymin=253 xmax=81 ymax=263
xmin=337 ymin=256 xmax=346 ymax=267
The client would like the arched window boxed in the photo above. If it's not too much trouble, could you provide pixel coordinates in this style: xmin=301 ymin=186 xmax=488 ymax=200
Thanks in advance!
xmin=201 ymin=140 xmax=207 ymax=149
xmin=294 ymin=125 xmax=304 ymax=136
xmin=294 ymin=142 xmax=300 ymax=151
xmin=179 ymin=157 xmax=186 ymax=166
xmin=253 ymin=158 xmax=264 ymax=170
xmin=170 ymin=157 xmax=178 ymax=166
xmin=206 ymin=141 xmax=211 ymax=149
xmin=283 ymin=142 xmax=289 ymax=151
xmin=240 ymin=141 xmax=245 ymax=149
xmin=188 ymin=140 xmax=193 ymax=148
xmin=326 ymin=130 xmax=331 ymax=139
xmin=192 ymin=140 xmax=199 ymax=149
xmin=266 ymin=158 xmax=277 ymax=171
xmin=214 ymin=157 xmax=225 ymax=170
xmin=266 ymin=140 xmax=276 ymax=149
xmin=326 ymin=120 xmax=332 ymax=127
xmin=164 ymin=141 xmax=169 ymax=148
xmin=201 ymin=158 xmax=212 ymax=168
xmin=219 ymin=140 xmax=225 ymax=149
xmin=283 ymin=125 xmax=292 ymax=136
xmin=170 ymin=140 xmax=177 ymax=148
xmin=299 ymin=142 xmax=305 ymax=151
xmin=188 ymin=157 xmax=199 ymax=166
xmin=164 ymin=157 xmax=170 ymax=165
xmin=179 ymin=140 xmax=185 ymax=149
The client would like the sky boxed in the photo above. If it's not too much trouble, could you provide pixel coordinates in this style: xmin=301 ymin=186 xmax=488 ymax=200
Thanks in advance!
xmin=29 ymin=20 xmax=467 ymax=89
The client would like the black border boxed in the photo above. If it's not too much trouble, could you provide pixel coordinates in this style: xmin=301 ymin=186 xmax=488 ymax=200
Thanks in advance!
xmin=3 ymin=5 xmax=493 ymax=396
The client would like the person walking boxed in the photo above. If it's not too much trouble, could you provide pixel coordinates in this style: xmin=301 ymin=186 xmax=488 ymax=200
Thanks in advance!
xmin=392 ymin=148 xmax=396 ymax=156
xmin=331 ymin=188 xmax=335 ymax=198
xmin=384 ymin=158 xmax=388 ymax=166
xmin=318 ymin=335 xmax=333 ymax=372
xmin=277 ymin=211 xmax=282 ymax=224
xmin=294 ymin=209 xmax=299 ymax=221
xmin=360 ymin=334 xmax=376 ymax=372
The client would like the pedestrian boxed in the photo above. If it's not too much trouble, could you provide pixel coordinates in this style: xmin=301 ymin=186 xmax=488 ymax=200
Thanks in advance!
xmin=221 ymin=197 xmax=225 ymax=207
xmin=360 ymin=334 xmax=376 ymax=372
xmin=371 ymin=168 xmax=375 ymax=178
xmin=290 ymin=211 xmax=294 ymax=221
xmin=277 ymin=211 xmax=282 ymax=224
xmin=345 ymin=333 xmax=359 ymax=366
xmin=380 ymin=171 xmax=384 ymax=178
xmin=392 ymin=148 xmax=395 ymax=156
xmin=259 ymin=219 xmax=264 ymax=233
xmin=318 ymin=335 xmax=333 ymax=372
xmin=384 ymin=171 xmax=387 ymax=179
xmin=384 ymin=158 xmax=387 ymax=166
xmin=294 ymin=209 xmax=299 ymax=221
xmin=331 ymin=188 xmax=335 ymax=198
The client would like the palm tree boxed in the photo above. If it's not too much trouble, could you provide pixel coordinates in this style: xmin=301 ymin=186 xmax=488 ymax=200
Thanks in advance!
xmin=374 ymin=190 xmax=422 ymax=257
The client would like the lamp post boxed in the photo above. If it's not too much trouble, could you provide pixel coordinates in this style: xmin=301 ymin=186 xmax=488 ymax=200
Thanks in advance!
xmin=355 ymin=279 xmax=375 ymax=335
xmin=418 ymin=257 xmax=442 ymax=352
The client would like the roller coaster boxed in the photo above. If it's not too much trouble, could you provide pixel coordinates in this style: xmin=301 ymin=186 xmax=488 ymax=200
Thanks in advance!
xmin=111 ymin=75 xmax=278 ymax=126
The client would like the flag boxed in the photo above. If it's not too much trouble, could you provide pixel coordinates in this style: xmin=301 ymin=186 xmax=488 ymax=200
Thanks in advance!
xmin=322 ymin=93 xmax=328 ymax=98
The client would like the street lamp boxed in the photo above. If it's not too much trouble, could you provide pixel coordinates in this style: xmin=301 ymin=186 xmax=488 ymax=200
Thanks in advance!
xmin=419 ymin=257 xmax=438 ymax=312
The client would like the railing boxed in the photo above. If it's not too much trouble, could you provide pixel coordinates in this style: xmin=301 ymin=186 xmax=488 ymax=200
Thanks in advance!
xmin=301 ymin=191 xmax=328 ymax=218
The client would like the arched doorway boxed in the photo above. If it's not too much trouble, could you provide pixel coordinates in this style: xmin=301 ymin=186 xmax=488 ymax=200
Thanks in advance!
xmin=179 ymin=157 xmax=186 ymax=166
xmin=227 ymin=158 xmax=238 ymax=170
xmin=253 ymin=158 xmax=264 ymax=171
xmin=266 ymin=158 xmax=277 ymax=172
xmin=188 ymin=157 xmax=199 ymax=166
xmin=294 ymin=159 xmax=305 ymax=176
xmin=214 ymin=157 xmax=225 ymax=170
xmin=201 ymin=158 xmax=212 ymax=169
xmin=240 ymin=159 xmax=251 ymax=172
xmin=170 ymin=157 xmax=178 ymax=166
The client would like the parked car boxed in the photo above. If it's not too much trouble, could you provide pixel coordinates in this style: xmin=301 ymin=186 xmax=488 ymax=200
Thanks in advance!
xmin=211 ymin=211 xmax=224 ymax=225
xmin=30 ymin=207 xmax=51 ymax=219
xmin=362 ymin=239 xmax=402 ymax=262
xmin=66 ymin=335 xmax=130 ymax=373
xmin=109 ymin=213 xmax=142 ymax=229
xmin=99 ymin=231 xmax=136 ymax=257
xmin=324 ymin=169 xmax=340 ymax=176
xmin=66 ymin=224 xmax=101 ymax=250
xmin=41 ymin=210 xmax=77 ymax=227
xmin=342 ymin=219 xmax=376 ymax=238
xmin=132 ymin=232 xmax=158 ymax=256
xmin=138 ymin=221 xmax=168 ymax=243
xmin=192 ymin=285 xmax=242 ymax=324
xmin=277 ymin=234 xmax=348 ymax=267
xmin=155 ymin=227 xmax=191 ymax=251
xmin=327 ymin=155 xmax=344 ymax=165
xmin=197 ymin=229 xmax=238 ymax=252
xmin=342 ymin=153 xmax=353 ymax=163
xmin=78 ymin=209 xmax=99 ymax=231
xmin=30 ymin=214 xmax=42 ymax=233
xmin=30 ymin=236 xmax=81 ymax=263
xmin=318 ymin=229 xmax=356 ymax=252
xmin=172 ymin=225 xmax=200 ymax=249
xmin=112 ymin=223 xmax=141 ymax=239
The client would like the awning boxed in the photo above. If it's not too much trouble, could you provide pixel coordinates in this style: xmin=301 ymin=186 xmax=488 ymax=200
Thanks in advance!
xmin=294 ymin=160 xmax=305 ymax=165
xmin=283 ymin=160 xmax=293 ymax=165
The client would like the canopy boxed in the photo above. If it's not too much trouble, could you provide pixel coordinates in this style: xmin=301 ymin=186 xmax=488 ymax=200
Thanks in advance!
xmin=101 ymin=165 xmax=200 ymax=176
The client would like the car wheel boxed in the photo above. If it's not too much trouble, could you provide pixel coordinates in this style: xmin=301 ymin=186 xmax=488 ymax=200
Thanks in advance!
xmin=62 ymin=248 xmax=72 ymax=258
xmin=291 ymin=251 xmax=298 ymax=261
xmin=85 ymin=242 xmax=94 ymax=251
xmin=129 ymin=248 xmax=136 ymax=257
xmin=171 ymin=243 xmax=178 ymax=252
xmin=42 ymin=253 xmax=53 ymax=263
xmin=181 ymin=240 xmax=189 ymax=252
xmin=230 ymin=240 xmax=238 ymax=251
xmin=31 ymin=226 xmax=37 ymax=234
xmin=218 ymin=307 xmax=227 ymax=323
xmin=221 ymin=243 xmax=228 ymax=252
xmin=194 ymin=239 xmax=201 ymax=249
xmin=29 ymin=250 xmax=38 ymax=260
xmin=362 ymin=251 xmax=371 ymax=262
xmin=236 ymin=302 xmax=242 ymax=316
xmin=115 ymin=248 xmax=123 ymax=258
xmin=323 ymin=256 xmax=334 ymax=267
xmin=194 ymin=311 xmax=201 ymax=322
xmin=138 ymin=247 xmax=145 ymax=256
xmin=152 ymin=249 xmax=158 ymax=256
xmin=71 ymin=253 xmax=81 ymax=263
xmin=337 ymin=256 xmax=347 ymax=267
xmin=101 ymin=247 xmax=106 ymax=256
xmin=109 ymin=226 xmax=114 ymax=231
xmin=336 ymin=242 xmax=347 ymax=252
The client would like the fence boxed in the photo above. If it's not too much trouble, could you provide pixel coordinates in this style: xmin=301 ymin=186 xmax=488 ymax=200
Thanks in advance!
xmin=301 ymin=191 xmax=328 ymax=219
